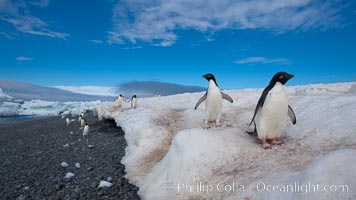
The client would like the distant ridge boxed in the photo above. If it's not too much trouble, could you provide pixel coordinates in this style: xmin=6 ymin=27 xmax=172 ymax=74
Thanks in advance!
xmin=0 ymin=79 xmax=114 ymax=102
xmin=119 ymin=81 xmax=205 ymax=97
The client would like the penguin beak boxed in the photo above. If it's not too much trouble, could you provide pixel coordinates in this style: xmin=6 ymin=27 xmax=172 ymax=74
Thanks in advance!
xmin=289 ymin=74 xmax=295 ymax=79
xmin=202 ymin=74 xmax=209 ymax=80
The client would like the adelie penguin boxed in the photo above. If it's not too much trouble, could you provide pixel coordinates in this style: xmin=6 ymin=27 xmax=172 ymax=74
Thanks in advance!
xmin=65 ymin=117 xmax=70 ymax=127
xmin=128 ymin=95 xmax=137 ymax=109
xmin=248 ymin=72 xmax=296 ymax=149
xmin=83 ymin=124 xmax=90 ymax=137
xmin=195 ymin=73 xmax=234 ymax=129
xmin=116 ymin=94 xmax=126 ymax=107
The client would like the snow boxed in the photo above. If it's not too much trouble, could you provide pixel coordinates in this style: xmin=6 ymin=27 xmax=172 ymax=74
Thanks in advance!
xmin=0 ymin=88 xmax=13 ymax=101
xmin=98 ymin=181 xmax=113 ymax=188
xmin=0 ymin=97 xmax=103 ymax=117
xmin=21 ymin=100 xmax=102 ymax=116
xmin=96 ymin=82 xmax=356 ymax=200
xmin=53 ymin=86 xmax=118 ymax=96
xmin=2 ymin=84 xmax=105 ymax=117
xmin=0 ymin=88 xmax=18 ymax=117
xmin=265 ymin=149 xmax=356 ymax=200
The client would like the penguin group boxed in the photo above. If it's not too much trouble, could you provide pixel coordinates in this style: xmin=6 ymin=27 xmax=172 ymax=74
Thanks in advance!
xmin=62 ymin=111 xmax=90 ymax=137
xmin=195 ymin=72 xmax=296 ymax=149
xmin=115 ymin=94 xmax=138 ymax=109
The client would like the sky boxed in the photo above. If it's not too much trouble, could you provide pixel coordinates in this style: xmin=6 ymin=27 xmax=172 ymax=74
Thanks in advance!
xmin=0 ymin=0 xmax=355 ymax=89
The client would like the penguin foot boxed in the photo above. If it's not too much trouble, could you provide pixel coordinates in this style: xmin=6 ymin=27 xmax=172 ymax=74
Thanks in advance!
xmin=215 ymin=124 xmax=222 ymax=128
xmin=271 ymin=139 xmax=282 ymax=145
xmin=202 ymin=124 xmax=211 ymax=129
xmin=262 ymin=142 xmax=272 ymax=149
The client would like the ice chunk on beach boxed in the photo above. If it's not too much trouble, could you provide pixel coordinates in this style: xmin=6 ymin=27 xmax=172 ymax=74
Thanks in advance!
xmin=61 ymin=162 xmax=69 ymax=167
xmin=0 ymin=106 xmax=19 ymax=117
xmin=64 ymin=172 xmax=74 ymax=179
xmin=98 ymin=181 xmax=113 ymax=188
xmin=75 ymin=163 xmax=81 ymax=169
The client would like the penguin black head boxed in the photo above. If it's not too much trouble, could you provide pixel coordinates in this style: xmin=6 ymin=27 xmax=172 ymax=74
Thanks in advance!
xmin=203 ymin=73 xmax=218 ymax=86
xmin=132 ymin=95 xmax=137 ymax=98
xmin=119 ymin=94 xmax=123 ymax=97
xmin=270 ymin=72 xmax=294 ymax=85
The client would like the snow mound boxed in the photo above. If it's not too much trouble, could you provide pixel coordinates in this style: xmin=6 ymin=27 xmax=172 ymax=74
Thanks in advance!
xmin=265 ymin=149 xmax=356 ymax=200
xmin=97 ymin=82 xmax=356 ymax=199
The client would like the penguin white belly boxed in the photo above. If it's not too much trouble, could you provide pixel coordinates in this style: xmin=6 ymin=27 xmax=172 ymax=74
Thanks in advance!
xmin=205 ymin=82 xmax=222 ymax=122
xmin=117 ymin=98 xmax=123 ymax=106
xmin=256 ymin=83 xmax=288 ymax=140
xmin=132 ymin=98 xmax=137 ymax=108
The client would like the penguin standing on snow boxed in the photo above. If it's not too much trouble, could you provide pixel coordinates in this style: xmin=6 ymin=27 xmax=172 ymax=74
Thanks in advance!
xmin=195 ymin=73 xmax=233 ymax=129
xmin=116 ymin=94 xmax=126 ymax=107
xmin=128 ymin=95 xmax=137 ymax=109
xmin=248 ymin=72 xmax=296 ymax=149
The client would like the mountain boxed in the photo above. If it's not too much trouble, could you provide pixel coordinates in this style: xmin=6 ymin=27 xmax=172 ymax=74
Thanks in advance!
xmin=118 ymin=81 xmax=206 ymax=97
xmin=0 ymin=79 xmax=114 ymax=102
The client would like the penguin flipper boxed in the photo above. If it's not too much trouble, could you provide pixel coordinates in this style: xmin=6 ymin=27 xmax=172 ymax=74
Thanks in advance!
xmin=221 ymin=92 xmax=233 ymax=103
xmin=288 ymin=105 xmax=296 ymax=125
xmin=249 ymin=104 xmax=261 ymax=127
xmin=194 ymin=92 xmax=207 ymax=110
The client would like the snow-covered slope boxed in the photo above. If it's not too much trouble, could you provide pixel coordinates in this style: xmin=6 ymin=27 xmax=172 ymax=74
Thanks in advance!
xmin=97 ymin=82 xmax=356 ymax=200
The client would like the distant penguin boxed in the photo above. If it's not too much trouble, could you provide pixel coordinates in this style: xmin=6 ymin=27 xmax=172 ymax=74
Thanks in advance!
xmin=78 ymin=116 xmax=82 ymax=124
xmin=248 ymin=72 xmax=296 ymax=149
xmin=83 ymin=124 xmax=89 ymax=137
xmin=66 ymin=117 xmax=70 ymax=127
xmin=195 ymin=73 xmax=233 ymax=129
xmin=80 ymin=112 xmax=85 ymax=118
xmin=128 ymin=95 xmax=137 ymax=109
xmin=80 ymin=118 xmax=86 ymax=127
xmin=116 ymin=94 xmax=126 ymax=107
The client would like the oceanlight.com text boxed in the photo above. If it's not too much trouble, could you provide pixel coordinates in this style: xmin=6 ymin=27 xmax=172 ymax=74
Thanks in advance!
xmin=177 ymin=181 xmax=349 ymax=195
xmin=256 ymin=181 xmax=349 ymax=195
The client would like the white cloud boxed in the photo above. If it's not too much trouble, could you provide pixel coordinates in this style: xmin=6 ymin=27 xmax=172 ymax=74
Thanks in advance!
xmin=16 ymin=56 xmax=33 ymax=61
xmin=53 ymin=86 xmax=118 ymax=97
xmin=28 ymin=0 xmax=50 ymax=8
xmin=109 ymin=0 xmax=348 ymax=46
xmin=122 ymin=46 xmax=142 ymax=50
xmin=0 ymin=0 xmax=68 ymax=39
xmin=90 ymin=39 xmax=104 ymax=44
xmin=0 ymin=31 xmax=14 ymax=39
xmin=234 ymin=56 xmax=291 ymax=65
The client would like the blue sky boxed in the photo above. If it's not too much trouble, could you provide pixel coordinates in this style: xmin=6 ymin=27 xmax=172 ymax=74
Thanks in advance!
xmin=0 ymin=0 xmax=355 ymax=89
